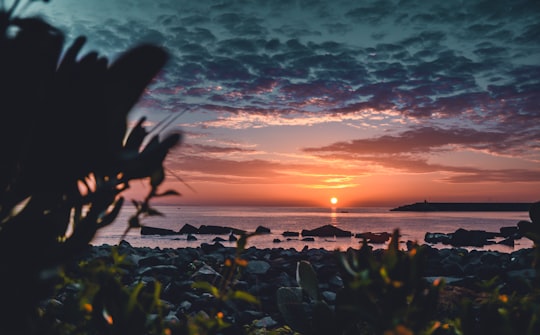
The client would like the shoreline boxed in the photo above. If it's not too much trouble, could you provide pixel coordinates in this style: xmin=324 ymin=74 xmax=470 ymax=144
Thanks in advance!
xmin=62 ymin=241 xmax=538 ymax=333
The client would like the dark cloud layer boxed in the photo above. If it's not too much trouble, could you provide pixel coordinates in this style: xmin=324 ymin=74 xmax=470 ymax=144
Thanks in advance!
xmin=42 ymin=0 xmax=539 ymax=126
xmin=38 ymin=0 xmax=540 ymax=197
xmin=303 ymin=127 xmax=507 ymax=155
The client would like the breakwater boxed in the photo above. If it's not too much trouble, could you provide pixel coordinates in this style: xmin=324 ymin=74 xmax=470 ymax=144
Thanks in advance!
xmin=390 ymin=202 xmax=532 ymax=212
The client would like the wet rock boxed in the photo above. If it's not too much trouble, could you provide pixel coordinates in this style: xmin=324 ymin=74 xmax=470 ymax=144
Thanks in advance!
xmin=199 ymin=225 xmax=245 ymax=235
xmin=255 ymin=226 xmax=271 ymax=234
xmin=179 ymin=223 xmax=198 ymax=234
xmin=301 ymin=224 xmax=352 ymax=237
xmin=449 ymin=228 xmax=499 ymax=247
xmin=283 ymin=231 xmax=299 ymax=237
xmin=424 ymin=232 xmax=451 ymax=244
xmin=500 ymin=226 xmax=519 ymax=237
xmin=246 ymin=260 xmax=271 ymax=275
xmin=141 ymin=226 xmax=179 ymax=236
xmin=355 ymin=232 xmax=391 ymax=244
xmin=64 ymin=240 xmax=536 ymax=333
xmin=191 ymin=264 xmax=222 ymax=281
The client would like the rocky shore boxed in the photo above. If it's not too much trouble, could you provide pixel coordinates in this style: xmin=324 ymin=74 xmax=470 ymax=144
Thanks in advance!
xmin=61 ymin=240 xmax=538 ymax=333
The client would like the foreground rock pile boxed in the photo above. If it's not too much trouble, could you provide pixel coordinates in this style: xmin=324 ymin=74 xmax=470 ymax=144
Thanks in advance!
xmin=63 ymin=241 xmax=537 ymax=332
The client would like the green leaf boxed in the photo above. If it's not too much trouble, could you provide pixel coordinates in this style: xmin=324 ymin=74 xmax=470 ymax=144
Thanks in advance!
xmin=297 ymin=260 xmax=320 ymax=301
xmin=192 ymin=281 xmax=220 ymax=298
xmin=232 ymin=290 xmax=260 ymax=305
xmin=128 ymin=281 xmax=145 ymax=313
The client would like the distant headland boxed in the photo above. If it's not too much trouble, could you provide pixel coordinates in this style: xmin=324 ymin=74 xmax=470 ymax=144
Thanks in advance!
xmin=390 ymin=201 xmax=532 ymax=212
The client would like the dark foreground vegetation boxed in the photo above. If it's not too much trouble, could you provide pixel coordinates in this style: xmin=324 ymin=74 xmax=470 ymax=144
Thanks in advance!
xmin=57 ymin=229 xmax=538 ymax=335
xmin=1 ymin=1 xmax=539 ymax=334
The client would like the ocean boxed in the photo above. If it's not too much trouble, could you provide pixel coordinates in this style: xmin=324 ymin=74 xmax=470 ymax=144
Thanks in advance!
xmin=91 ymin=205 xmax=534 ymax=253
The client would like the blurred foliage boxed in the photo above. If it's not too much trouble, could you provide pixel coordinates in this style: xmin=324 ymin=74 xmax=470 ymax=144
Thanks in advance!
xmin=276 ymin=205 xmax=540 ymax=335
xmin=189 ymin=233 xmax=262 ymax=335
xmin=39 ymin=248 xmax=169 ymax=335
xmin=446 ymin=202 xmax=540 ymax=335
xmin=448 ymin=280 xmax=540 ymax=335
xmin=0 ymin=0 xmax=180 ymax=333
xmin=277 ymin=229 xmax=445 ymax=335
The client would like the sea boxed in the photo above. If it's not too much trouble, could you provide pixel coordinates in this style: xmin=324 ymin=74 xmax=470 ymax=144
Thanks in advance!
xmin=90 ymin=205 xmax=534 ymax=253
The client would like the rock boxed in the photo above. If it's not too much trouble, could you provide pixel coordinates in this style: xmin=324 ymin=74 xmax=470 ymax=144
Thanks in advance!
xmin=191 ymin=264 xmax=222 ymax=281
xmin=500 ymin=226 xmax=519 ymax=238
xmin=424 ymin=232 xmax=451 ymax=244
xmin=139 ymin=264 xmax=179 ymax=278
xmin=141 ymin=226 xmax=179 ymax=236
xmin=449 ymin=228 xmax=499 ymax=247
xmin=252 ymin=316 xmax=278 ymax=328
xmin=179 ymin=223 xmax=198 ymax=234
xmin=301 ymin=224 xmax=352 ymax=237
xmin=199 ymin=225 xmax=246 ymax=235
xmin=322 ymin=291 xmax=337 ymax=303
xmin=498 ymin=237 xmax=514 ymax=247
xmin=255 ymin=226 xmax=271 ymax=234
xmin=61 ymin=239 xmax=536 ymax=334
xmin=283 ymin=231 xmax=299 ymax=237
xmin=246 ymin=260 xmax=271 ymax=274
xmin=355 ymin=232 xmax=391 ymax=244
xmin=200 ymin=242 xmax=225 ymax=253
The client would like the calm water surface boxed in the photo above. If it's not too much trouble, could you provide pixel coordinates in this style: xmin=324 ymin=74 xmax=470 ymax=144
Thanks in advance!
xmin=91 ymin=205 xmax=533 ymax=252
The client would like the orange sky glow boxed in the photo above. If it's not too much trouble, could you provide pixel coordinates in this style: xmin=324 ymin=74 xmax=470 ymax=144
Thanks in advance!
xmin=41 ymin=0 xmax=540 ymax=208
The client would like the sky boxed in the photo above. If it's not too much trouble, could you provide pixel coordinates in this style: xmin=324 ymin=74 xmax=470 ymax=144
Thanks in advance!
xmin=26 ymin=0 xmax=540 ymax=207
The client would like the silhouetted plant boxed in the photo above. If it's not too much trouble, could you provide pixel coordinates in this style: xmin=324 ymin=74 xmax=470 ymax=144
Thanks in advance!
xmin=45 ymin=248 xmax=169 ymax=335
xmin=277 ymin=229 xmax=445 ymax=335
xmin=445 ymin=272 xmax=540 ymax=335
xmin=0 ymin=1 xmax=180 ymax=333
xmin=190 ymin=233 xmax=261 ymax=335
xmin=444 ymin=203 xmax=540 ymax=335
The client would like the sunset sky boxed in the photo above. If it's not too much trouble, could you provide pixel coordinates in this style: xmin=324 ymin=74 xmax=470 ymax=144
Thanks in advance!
xmin=35 ymin=0 xmax=539 ymax=207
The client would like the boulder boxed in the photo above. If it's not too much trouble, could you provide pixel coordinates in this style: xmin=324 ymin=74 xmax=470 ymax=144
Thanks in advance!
xmin=424 ymin=232 xmax=451 ymax=244
xmin=301 ymin=224 xmax=352 ymax=237
xmin=283 ymin=231 xmax=299 ymax=237
xmin=141 ymin=226 xmax=179 ymax=236
xmin=179 ymin=223 xmax=198 ymax=234
xmin=449 ymin=228 xmax=499 ymax=247
xmin=355 ymin=232 xmax=391 ymax=244
xmin=255 ymin=226 xmax=271 ymax=234
xmin=500 ymin=226 xmax=519 ymax=238
xmin=198 ymin=225 xmax=246 ymax=235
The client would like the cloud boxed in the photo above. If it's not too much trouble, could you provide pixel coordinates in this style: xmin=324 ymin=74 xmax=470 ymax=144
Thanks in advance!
xmin=39 ymin=0 xmax=540 ymax=195
xmin=303 ymin=127 xmax=508 ymax=154
xmin=167 ymin=152 xmax=362 ymax=187
xmin=301 ymin=125 xmax=540 ymax=183
xmin=441 ymin=169 xmax=540 ymax=183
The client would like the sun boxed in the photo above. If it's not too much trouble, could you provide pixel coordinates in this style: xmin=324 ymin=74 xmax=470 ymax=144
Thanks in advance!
xmin=330 ymin=197 xmax=338 ymax=205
